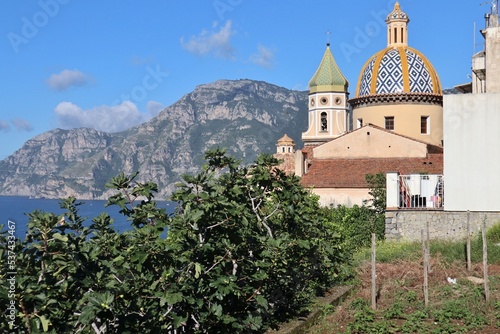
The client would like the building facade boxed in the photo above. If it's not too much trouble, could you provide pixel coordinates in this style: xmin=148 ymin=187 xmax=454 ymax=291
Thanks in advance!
xmin=275 ymin=2 xmax=444 ymax=207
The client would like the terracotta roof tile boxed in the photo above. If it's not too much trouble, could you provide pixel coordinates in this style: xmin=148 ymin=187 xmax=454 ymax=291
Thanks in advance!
xmin=300 ymin=154 xmax=443 ymax=188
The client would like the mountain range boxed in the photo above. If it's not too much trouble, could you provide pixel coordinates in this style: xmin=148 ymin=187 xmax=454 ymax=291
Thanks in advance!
xmin=0 ymin=79 xmax=308 ymax=199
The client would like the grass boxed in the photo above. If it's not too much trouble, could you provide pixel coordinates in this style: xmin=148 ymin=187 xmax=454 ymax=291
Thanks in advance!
xmin=307 ymin=236 xmax=500 ymax=334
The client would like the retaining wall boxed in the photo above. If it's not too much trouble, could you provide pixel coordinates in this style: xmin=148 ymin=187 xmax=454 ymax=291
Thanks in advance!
xmin=385 ymin=210 xmax=500 ymax=241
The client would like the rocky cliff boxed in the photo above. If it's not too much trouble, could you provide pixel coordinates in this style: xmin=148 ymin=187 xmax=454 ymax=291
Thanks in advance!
xmin=0 ymin=79 xmax=308 ymax=199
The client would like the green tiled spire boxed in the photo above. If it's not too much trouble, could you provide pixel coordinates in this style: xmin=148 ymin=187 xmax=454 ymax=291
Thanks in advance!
xmin=309 ymin=44 xmax=349 ymax=93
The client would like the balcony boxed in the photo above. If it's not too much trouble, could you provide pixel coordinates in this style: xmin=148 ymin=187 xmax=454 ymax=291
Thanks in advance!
xmin=386 ymin=173 xmax=444 ymax=210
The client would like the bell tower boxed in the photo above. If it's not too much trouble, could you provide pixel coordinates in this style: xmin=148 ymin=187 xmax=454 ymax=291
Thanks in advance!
xmin=302 ymin=43 xmax=349 ymax=145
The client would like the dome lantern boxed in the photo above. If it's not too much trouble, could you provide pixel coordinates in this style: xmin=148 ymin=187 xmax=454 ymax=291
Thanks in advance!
xmin=386 ymin=2 xmax=410 ymax=47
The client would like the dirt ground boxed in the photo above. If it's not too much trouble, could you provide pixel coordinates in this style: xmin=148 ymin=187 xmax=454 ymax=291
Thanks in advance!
xmin=308 ymin=257 xmax=500 ymax=333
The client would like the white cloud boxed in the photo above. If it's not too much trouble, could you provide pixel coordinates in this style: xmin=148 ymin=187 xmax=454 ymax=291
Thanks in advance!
xmin=180 ymin=20 xmax=236 ymax=59
xmin=0 ymin=120 xmax=10 ymax=132
xmin=47 ymin=69 xmax=90 ymax=91
xmin=147 ymin=100 xmax=165 ymax=116
xmin=54 ymin=101 xmax=151 ymax=133
xmin=249 ymin=44 xmax=275 ymax=68
xmin=0 ymin=119 xmax=34 ymax=132
xmin=11 ymin=118 xmax=33 ymax=131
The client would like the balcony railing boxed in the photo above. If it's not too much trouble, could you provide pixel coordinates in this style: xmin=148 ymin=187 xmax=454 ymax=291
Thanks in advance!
xmin=386 ymin=173 xmax=444 ymax=209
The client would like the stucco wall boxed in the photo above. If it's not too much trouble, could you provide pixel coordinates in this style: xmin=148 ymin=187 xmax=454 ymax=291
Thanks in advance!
xmin=443 ymin=93 xmax=500 ymax=211
xmin=313 ymin=125 xmax=428 ymax=159
xmin=385 ymin=210 xmax=500 ymax=241
xmin=311 ymin=188 xmax=369 ymax=207
xmin=352 ymin=103 xmax=443 ymax=146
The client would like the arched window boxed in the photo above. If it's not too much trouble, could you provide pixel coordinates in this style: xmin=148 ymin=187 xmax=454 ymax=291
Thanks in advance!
xmin=320 ymin=112 xmax=328 ymax=132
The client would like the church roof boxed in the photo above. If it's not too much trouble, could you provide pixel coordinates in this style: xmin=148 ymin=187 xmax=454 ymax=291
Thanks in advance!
xmin=355 ymin=46 xmax=442 ymax=97
xmin=300 ymin=155 xmax=443 ymax=188
xmin=277 ymin=134 xmax=295 ymax=145
xmin=309 ymin=45 xmax=349 ymax=93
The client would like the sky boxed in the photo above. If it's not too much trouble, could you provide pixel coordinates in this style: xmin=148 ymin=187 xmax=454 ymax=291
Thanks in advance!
xmin=0 ymin=0 xmax=494 ymax=160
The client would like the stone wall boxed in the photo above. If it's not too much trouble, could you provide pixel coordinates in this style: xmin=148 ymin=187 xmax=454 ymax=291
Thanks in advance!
xmin=385 ymin=210 xmax=500 ymax=241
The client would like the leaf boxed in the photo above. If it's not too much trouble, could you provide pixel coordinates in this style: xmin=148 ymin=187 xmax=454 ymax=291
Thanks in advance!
xmin=190 ymin=209 xmax=204 ymax=224
xmin=165 ymin=292 xmax=183 ymax=305
xmin=194 ymin=262 xmax=202 ymax=279
xmin=113 ymin=255 xmax=125 ymax=264
xmin=52 ymin=233 xmax=68 ymax=242
xmin=39 ymin=315 xmax=50 ymax=332
xmin=255 ymin=295 xmax=268 ymax=309
xmin=78 ymin=307 xmax=97 ymax=325
xmin=212 ymin=303 xmax=223 ymax=317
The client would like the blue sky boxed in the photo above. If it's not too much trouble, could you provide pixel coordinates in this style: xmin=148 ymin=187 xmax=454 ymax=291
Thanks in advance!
xmin=0 ymin=0 xmax=492 ymax=159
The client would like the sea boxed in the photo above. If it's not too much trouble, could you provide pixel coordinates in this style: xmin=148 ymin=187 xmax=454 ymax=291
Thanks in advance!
xmin=0 ymin=196 xmax=176 ymax=240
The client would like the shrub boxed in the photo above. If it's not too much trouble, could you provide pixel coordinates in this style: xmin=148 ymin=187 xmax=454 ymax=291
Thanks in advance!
xmin=323 ymin=204 xmax=385 ymax=255
xmin=486 ymin=221 xmax=500 ymax=243
xmin=0 ymin=150 xmax=349 ymax=333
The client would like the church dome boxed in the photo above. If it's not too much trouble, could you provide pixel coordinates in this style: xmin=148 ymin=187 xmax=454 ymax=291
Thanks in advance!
xmin=355 ymin=46 xmax=442 ymax=97
xmin=354 ymin=2 xmax=441 ymax=98
xmin=309 ymin=45 xmax=349 ymax=93
xmin=277 ymin=134 xmax=295 ymax=145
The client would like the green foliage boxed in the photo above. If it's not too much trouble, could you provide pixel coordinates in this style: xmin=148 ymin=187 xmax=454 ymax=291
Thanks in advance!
xmin=166 ymin=149 xmax=347 ymax=332
xmin=364 ymin=173 xmax=386 ymax=215
xmin=319 ymin=173 xmax=386 ymax=256
xmin=0 ymin=149 xmax=348 ymax=333
xmin=487 ymin=221 xmax=500 ymax=243
xmin=354 ymin=241 xmax=422 ymax=264
xmin=323 ymin=204 xmax=385 ymax=255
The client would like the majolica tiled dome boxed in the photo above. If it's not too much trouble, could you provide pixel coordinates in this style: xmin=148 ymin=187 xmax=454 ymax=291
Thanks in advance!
xmin=355 ymin=46 xmax=442 ymax=97
xmin=354 ymin=2 xmax=441 ymax=98
xmin=309 ymin=44 xmax=349 ymax=93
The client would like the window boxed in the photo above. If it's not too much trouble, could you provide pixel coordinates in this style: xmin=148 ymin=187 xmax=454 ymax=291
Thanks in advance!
xmin=421 ymin=116 xmax=430 ymax=134
xmin=357 ymin=118 xmax=363 ymax=128
xmin=385 ymin=116 xmax=394 ymax=130
xmin=320 ymin=112 xmax=328 ymax=132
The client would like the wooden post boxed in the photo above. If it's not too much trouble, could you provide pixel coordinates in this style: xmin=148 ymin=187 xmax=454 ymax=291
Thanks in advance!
xmin=426 ymin=221 xmax=431 ymax=273
xmin=371 ymin=233 xmax=376 ymax=310
xmin=482 ymin=217 xmax=490 ymax=302
xmin=422 ymin=229 xmax=429 ymax=307
xmin=467 ymin=210 xmax=471 ymax=271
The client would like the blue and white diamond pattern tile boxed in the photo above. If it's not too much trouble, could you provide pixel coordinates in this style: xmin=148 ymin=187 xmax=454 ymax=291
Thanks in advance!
xmin=358 ymin=58 xmax=375 ymax=96
xmin=406 ymin=49 xmax=433 ymax=93
xmin=376 ymin=49 xmax=404 ymax=94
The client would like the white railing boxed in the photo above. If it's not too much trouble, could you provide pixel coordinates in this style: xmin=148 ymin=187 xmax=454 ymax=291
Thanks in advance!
xmin=386 ymin=173 xmax=444 ymax=209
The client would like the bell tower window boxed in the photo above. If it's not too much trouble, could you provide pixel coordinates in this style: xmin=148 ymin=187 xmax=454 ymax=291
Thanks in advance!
xmin=320 ymin=112 xmax=328 ymax=132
